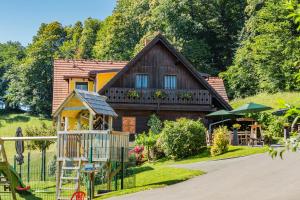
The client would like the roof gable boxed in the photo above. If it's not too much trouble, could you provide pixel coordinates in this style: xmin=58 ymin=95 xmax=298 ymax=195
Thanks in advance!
xmin=99 ymin=33 xmax=232 ymax=110
xmin=53 ymin=89 xmax=117 ymax=117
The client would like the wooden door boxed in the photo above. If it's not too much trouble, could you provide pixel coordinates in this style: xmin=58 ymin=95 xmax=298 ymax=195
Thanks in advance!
xmin=122 ymin=117 xmax=136 ymax=133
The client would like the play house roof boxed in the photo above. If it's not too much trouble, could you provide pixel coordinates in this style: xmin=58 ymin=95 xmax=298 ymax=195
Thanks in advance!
xmin=53 ymin=89 xmax=117 ymax=118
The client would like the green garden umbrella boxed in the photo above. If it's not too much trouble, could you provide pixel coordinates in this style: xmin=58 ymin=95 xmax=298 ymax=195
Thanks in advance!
xmin=230 ymin=102 xmax=272 ymax=114
xmin=206 ymin=109 xmax=233 ymax=117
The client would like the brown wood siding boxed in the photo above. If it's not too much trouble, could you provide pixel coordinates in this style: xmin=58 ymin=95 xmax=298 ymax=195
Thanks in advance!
xmin=111 ymin=42 xmax=204 ymax=90
xmin=113 ymin=110 xmax=207 ymax=133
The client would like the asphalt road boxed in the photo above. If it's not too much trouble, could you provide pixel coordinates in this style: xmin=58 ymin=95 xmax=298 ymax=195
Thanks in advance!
xmin=109 ymin=152 xmax=300 ymax=200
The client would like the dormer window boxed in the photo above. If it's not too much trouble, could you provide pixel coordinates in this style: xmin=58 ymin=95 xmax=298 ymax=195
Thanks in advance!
xmin=76 ymin=82 xmax=88 ymax=91
xmin=135 ymin=74 xmax=149 ymax=89
xmin=164 ymin=75 xmax=177 ymax=89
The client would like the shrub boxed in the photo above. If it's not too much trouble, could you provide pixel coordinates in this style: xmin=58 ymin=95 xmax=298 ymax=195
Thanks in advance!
xmin=211 ymin=126 xmax=230 ymax=156
xmin=153 ymin=137 xmax=165 ymax=159
xmin=25 ymin=122 xmax=56 ymax=151
xmin=161 ymin=118 xmax=206 ymax=159
xmin=135 ymin=131 xmax=159 ymax=161
xmin=147 ymin=114 xmax=162 ymax=134
xmin=129 ymin=146 xmax=144 ymax=165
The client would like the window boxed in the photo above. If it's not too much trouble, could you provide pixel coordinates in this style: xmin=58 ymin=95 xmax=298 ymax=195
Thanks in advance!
xmin=164 ymin=75 xmax=177 ymax=89
xmin=135 ymin=74 xmax=149 ymax=89
xmin=75 ymin=82 xmax=88 ymax=91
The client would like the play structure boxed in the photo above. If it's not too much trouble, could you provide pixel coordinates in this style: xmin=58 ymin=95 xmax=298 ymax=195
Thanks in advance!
xmin=54 ymin=89 xmax=130 ymax=200
xmin=0 ymin=90 xmax=132 ymax=200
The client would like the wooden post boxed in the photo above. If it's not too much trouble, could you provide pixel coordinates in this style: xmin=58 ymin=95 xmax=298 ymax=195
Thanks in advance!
xmin=89 ymin=112 xmax=94 ymax=130
xmin=64 ymin=117 xmax=69 ymax=131
xmin=56 ymin=114 xmax=61 ymax=132
xmin=56 ymin=115 xmax=61 ymax=200
xmin=77 ymin=115 xmax=81 ymax=130
xmin=108 ymin=116 xmax=113 ymax=131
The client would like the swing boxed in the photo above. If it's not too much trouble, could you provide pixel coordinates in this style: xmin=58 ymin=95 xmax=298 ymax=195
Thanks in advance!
xmin=70 ymin=191 xmax=86 ymax=200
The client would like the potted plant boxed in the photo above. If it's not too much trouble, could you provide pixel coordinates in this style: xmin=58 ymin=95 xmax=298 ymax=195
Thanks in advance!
xmin=179 ymin=92 xmax=193 ymax=100
xmin=232 ymin=123 xmax=241 ymax=130
xmin=127 ymin=89 xmax=140 ymax=99
xmin=232 ymin=123 xmax=241 ymax=146
xmin=153 ymin=89 xmax=167 ymax=99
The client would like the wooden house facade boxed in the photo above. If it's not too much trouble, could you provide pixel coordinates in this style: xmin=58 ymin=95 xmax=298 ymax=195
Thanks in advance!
xmin=52 ymin=34 xmax=231 ymax=133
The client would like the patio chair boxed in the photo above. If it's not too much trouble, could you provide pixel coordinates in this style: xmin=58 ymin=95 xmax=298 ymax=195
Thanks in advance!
xmin=248 ymin=124 xmax=264 ymax=146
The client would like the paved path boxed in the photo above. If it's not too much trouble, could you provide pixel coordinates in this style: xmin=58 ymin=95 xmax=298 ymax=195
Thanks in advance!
xmin=109 ymin=152 xmax=300 ymax=200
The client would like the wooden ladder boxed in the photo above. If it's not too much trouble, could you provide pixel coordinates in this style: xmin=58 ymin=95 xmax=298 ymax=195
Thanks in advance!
xmin=58 ymin=158 xmax=82 ymax=200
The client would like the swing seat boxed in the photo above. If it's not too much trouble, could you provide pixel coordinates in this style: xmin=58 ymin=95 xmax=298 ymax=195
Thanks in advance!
xmin=71 ymin=191 xmax=86 ymax=200
xmin=16 ymin=185 xmax=30 ymax=191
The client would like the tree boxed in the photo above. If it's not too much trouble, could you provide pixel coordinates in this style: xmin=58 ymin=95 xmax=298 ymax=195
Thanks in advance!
xmin=77 ymin=18 xmax=101 ymax=59
xmin=56 ymin=21 xmax=83 ymax=59
xmin=93 ymin=0 xmax=149 ymax=60
xmin=222 ymin=0 xmax=300 ymax=99
xmin=0 ymin=42 xmax=25 ymax=107
xmin=6 ymin=22 xmax=66 ymax=116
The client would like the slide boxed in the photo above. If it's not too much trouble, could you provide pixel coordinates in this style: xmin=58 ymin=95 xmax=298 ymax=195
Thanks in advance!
xmin=0 ymin=163 xmax=29 ymax=193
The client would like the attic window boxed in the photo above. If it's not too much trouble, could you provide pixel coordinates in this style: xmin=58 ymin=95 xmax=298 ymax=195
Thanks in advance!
xmin=76 ymin=82 xmax=88 ymax=91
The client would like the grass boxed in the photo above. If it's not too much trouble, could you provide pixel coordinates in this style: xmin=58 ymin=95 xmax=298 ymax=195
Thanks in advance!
xmin=230 ymin=92 xmax=300 ymax=109
xmin=0 ymin=112 xmax=52 ymax=162
xmin=155 ymin=146 xmax=268 ymax=165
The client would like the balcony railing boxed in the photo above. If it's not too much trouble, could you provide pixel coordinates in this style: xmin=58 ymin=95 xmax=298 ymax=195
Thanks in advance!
xmin=104 ymin=88 xmax=212 ymax=105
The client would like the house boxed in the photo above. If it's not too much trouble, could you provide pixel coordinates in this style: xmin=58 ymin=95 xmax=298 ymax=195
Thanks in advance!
xmin=52 ymin=34 xmax=231 ymax=133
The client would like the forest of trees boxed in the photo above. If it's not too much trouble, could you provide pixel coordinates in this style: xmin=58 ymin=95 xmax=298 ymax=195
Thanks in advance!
xmin=0 ymin=0 xmax=299 ymax=116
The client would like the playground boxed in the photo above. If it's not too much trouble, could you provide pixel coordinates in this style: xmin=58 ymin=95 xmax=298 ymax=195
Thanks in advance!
xmin=0 ymin=90 xmax=136 ymax=200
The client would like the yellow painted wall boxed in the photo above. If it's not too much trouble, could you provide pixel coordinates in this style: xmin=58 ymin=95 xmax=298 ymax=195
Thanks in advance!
xmin=69 ymin=78 xmax=95 ymax=93
xmin=96 ymin=72 xmax=118 ymax=91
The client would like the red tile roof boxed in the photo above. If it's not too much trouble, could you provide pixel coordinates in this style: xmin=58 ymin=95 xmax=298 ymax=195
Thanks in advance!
xmin=52 ymin=59 xmax=229 ymax=113
xmin=206 ymin=77 xmax=229 ymax=102
xmin=52 ymin=59 xmax=127 ymax=113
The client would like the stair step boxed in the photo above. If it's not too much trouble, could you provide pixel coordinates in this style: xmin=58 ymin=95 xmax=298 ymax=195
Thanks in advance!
xmin=62 ymin=166 xmax=80 ymax=170
xmin=0 ymin=181 xmax=10 ymax=185
xmin=58 ymin=197 xmax=71 ymax=200
xmin=61 ymin=176 xmax=79 ymax=180
xmin=60 ymin=187 xmax=77 ymax=190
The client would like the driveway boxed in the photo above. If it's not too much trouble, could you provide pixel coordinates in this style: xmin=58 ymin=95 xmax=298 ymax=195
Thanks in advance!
xmin=109 ymin=152 xmax=300 ymax=200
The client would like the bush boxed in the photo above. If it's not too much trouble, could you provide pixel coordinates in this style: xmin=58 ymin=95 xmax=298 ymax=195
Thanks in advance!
xmin=147 ymin=114 xmax=162 ymax=134
xmin=135 ymin=131 xmax=159 ymax=161
xmin=153 ymin=137 xmax=165 ymax=159
xmin=129 ymin=146 xmax=144 ymax=165
xmin=211 ymin=126 xmax=230 ymax=156
xmin=161 ymin=118 xmax=206 ymax=159
xmin=25 ymin=122 xmax=56 ymax=151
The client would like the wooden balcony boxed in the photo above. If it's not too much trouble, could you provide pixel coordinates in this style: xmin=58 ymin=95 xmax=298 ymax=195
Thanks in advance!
xmin=104 ymin=88 xmax=212 ymax=105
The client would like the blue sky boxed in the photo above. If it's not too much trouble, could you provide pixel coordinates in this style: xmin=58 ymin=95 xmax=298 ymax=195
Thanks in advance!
xmin=0 ymin=0 xmax=116 ymax=46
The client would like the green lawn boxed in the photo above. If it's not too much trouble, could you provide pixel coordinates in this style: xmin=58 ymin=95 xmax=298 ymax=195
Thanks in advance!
xmin=0 ymin=112 xmax=52 ymax=161
xmin=99 ymin=164 xmax=203 ymax=199
xmin=155 ymin=146 xmax=268 ymax=165
xmin=230 ymin=92 xmax=300 ymax=109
